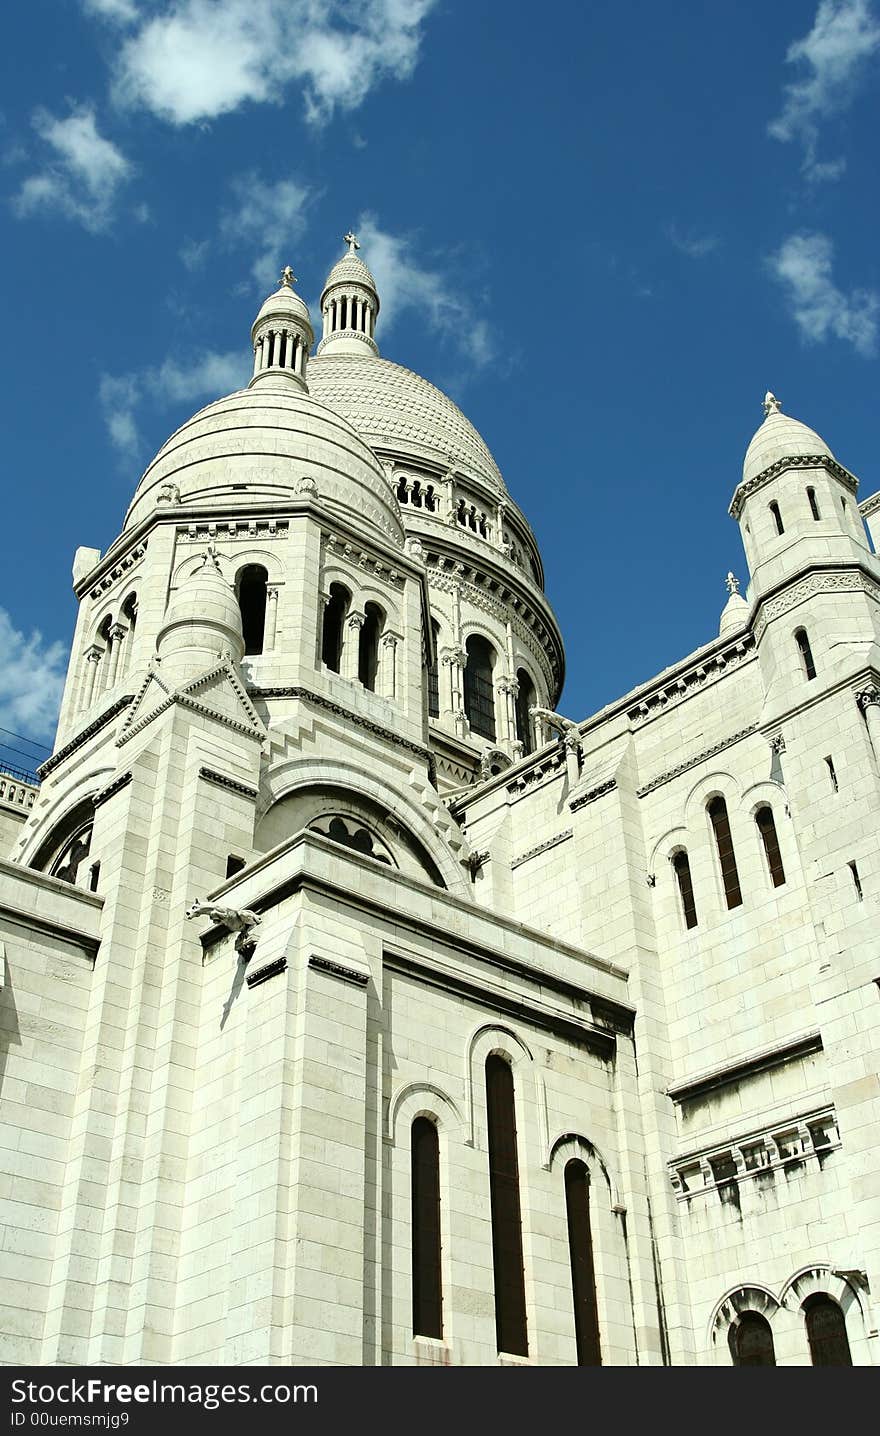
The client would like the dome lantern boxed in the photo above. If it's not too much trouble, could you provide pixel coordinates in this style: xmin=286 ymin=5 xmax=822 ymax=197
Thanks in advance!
xmin=249 ymin=266 xmax=314 ymax=392
xmin=316 ymin=233 xmax=380 ymax=358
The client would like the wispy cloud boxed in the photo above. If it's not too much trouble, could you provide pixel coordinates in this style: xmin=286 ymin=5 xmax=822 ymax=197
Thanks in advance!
xmin=666 ymin=223 xmax=719 ymax=259
xmin=219 ymin=173 xmax=313 ymax=288
xmin=356 ymin=214 xmax=495 ymax=369
xmin=12 ymin=104 xmax=131 ymax=231
xmin=92 ymin=0 xmax=437 ymax=128
xmin=0 ymin=608 xmax=68 ymax=746
xmin=769 ymin=0 xmax=880 ymax=180
xmin=100 ymin=349 xmax=251 ymax=461
xmin=768 ymin=232 xmax=879 ymax=356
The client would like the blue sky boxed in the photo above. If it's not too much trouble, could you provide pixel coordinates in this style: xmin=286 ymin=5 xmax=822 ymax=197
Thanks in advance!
xmin=1 ymin=0 xmax=879 ymax=771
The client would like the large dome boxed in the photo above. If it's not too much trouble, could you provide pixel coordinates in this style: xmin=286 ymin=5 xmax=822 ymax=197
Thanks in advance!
xmin=124 ymin=378 xmax=404 ymax=544
xmin=308 ymin=353 xmax=506 ymax=493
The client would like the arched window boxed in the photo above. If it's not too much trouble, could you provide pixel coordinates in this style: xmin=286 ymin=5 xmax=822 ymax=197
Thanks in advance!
xmin=564 ymin=1159 xmax=601 ymax=1366
xmin=97 ymin=613 xmax=113 ymax=683
xmin=755 ymin=806 xmax=786 ymax=887
xmin=50 ymin=824 xmax=94 ymax=886
xmin=729 ymin=1312 xmax=776 ymax=1366
xmin=321 ymin=583 xmax=349 ymax=673
xmin=358 ymin=602 xmax=384 ymax=691
xmin=411 ymin=1117 xmax=443 ymax=1340
xmin=672 ymin=850 xmax=698 ymax=929
xmin=485 ymin=1055 xmax=528 ymax=1356
xmin=121 ymin=591 xmax=138 ymax=637
xmin=795 ymin=627 xmax=817 ymax=680
xmin=807 ymin=486 xmax=821 ymax=521
xmin=770 ymin=501 xmax=784 ymax=535
xmin=804 ymin=1295 xmax=852 ymax=1366
xmin=708 ymin=796 xmax=742 ymax=909
xmin=515 ymin=669 xmax=536 ymax=755
xmin=237 ymin=565 xmax=268 ymax=656
xmin=427 ymin=619 xmax=440 ymax=718
xmin=464 ymin=635 xmax=496 ymax=740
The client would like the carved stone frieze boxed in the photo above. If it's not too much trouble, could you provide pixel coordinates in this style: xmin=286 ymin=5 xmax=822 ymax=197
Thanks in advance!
xmin=198 ymin=766 xmax=259 ymax=800
xmin=178 ymin=520 xmax=287 ymax=543
xmin=729 ymin=454 xmax=858 ymax=519
xmin=753 ymin=568 xmax=880 ymax=642
xmin=88 ymin=543 xmax=147 ymax=599
xmin=322 ymin=533 xmax=405 ymax=590
xmin=569 ymin=778 xmax=617 ymax=812
xmin=626 ymin=637 xmax=755 ymax=726
xmin=669 ymin=1107 xmax=840 ymax=1202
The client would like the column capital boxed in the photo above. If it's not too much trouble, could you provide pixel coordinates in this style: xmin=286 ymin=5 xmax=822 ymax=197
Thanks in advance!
xmin=346 ymin=610 xmax=366 ymax=631
xmin=84 ymin=644 xmax=104 ymax=663
xmin=856 ymin=685 xmax=880 ymax=711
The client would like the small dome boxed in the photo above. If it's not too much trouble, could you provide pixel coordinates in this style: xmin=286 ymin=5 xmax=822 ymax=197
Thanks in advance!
xmin=252 ymin=283 xmax=311 ymax=333
xmin=321 ymin=251 xmax=379 ymax=302
xmin=157 ymin=548 xmax=244 ymax=675
xmin=743 ymin=398 xmax=832 ymax=485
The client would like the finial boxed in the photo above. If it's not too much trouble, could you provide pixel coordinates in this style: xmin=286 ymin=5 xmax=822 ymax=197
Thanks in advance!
xmin=197 ymin=540 xmax=223 ymax=573
xmin=725 ymin=571 xmax=740 ymax=596
xmin=763 ymin=391 xmax=782 ymax=418
xmin=343 ymin=231 xmax=360 ymax=255
xmin=279 ymin=265 xmax=296 ymax=289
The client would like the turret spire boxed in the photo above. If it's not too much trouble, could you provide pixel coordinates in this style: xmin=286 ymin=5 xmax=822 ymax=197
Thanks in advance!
xmin=316 ymin=235 xmax=380 ymax=358
xmin=763 ymin=391 xmax=783 ymax=418
xmin=248 ymin=264 xmax=314 ymax=392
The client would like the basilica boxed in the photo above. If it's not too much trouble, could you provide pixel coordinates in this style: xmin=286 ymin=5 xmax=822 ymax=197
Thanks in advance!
xmin=1 ymin=236 xmax=878 ymax=1366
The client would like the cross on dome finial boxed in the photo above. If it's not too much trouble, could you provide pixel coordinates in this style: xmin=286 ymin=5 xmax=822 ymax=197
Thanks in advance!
xmin=763 ymin=391 xmax=782 ymax=418
xmin=725 ymin=571 xmax=740 ymax=595
xmin=343 ymin=231 xmax=360 ymax=255
xmin=279 ymin=265 xmax=296 ymax=288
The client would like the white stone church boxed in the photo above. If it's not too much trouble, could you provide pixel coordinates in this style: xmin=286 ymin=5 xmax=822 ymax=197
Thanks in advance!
xmin=1 ymin=237 xmax=879 ymax=1367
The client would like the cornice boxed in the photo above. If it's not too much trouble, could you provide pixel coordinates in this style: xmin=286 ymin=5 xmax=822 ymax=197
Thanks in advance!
xmin=92 ymin=770 xmax=133 ymax=808
xmin=511 ymin=828 xmax=573 ymax=869
xmin=39 ymin=696 xmax=134 ymax=778
xmin=752 ymin=563 xmax=880 ymax=641
xmin=636 ymin=724 xmax=758 ymax=798
xmin=248 ymin=684 xmax=434 ymax=772
xmin=859 ymin=490 xmax=880 ymax=519
xmin=199 ymin=766 xmax=259 ymax=800
xmin=729 ymin=453 xmax=858 ymax=519
xmin=667 ymin=1031 xmax=822 ymax=1104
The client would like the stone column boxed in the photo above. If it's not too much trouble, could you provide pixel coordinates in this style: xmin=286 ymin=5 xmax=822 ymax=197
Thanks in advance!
xmin=342 ymin=611 xmax=365 ymax=683
xmin=265 ymin=585 xmax=280 ymax=650
xmin=107 ymin=622 xmax=127 ymax=688
xmin=379 ymin=632 xmax=398 ymax=701
xmin=443 ymin=647 xmax=468 ymax=736
xmin=81 ymin=645 xmax=103 ymax=711
xmin=857 ymin=686 xmax=880 ymax=762
xmin=284 ymin=330 xmax=294 ymax=368
xmin=495 ymin=677 xmax=515 ymax=747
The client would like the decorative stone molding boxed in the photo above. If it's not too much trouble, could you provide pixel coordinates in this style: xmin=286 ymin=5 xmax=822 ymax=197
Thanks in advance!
xmin=198 ymin=766 xmax=259 ymax=800
xmin=753 ymin=567 xmax=880 ymax=642
xmin=770 ymin=733 xmax=787 ymax=754
xmin=297 ymin=475 xmax=319 ymax=497
xmin=322 ymin=533 xmax=405 ymax=590
xmin=38 ymin=695 xmax=134 ymax=778
xmin=246 ymin=956 xmax=287 ymax=987
xmin=511 ymin=828 xmax=573 ymax=869
xmin=156 ymin=482 xmax=180 ymax=505
xmin=248 ymin=685 xmax=435 ymax=774
xmin=669 ymin=1106 xmax=840 ymax=1202
xmin=856 ymin=685 xmax=880 ymax=712
xmin=92 ymin=770 xmax=133 ymax=809
xmin=308 ymin=954 xmax=369 ymax=987
xmin=627 ymin=637 xmax=755 ymax=725
xmin=178 ymin=519 xmax=288 ymax=543
xmin=729 ymin=453 xmax=858 ymax=519
xmin=505 ymin=746 xmax=566 ymax=798
xmin=426 ymin=562 xmax=560 ymax=690
xmin=860 ymin=491 xmax=880 ymax=518
xmin=636 ymin=724 xmax=758 ymax=797
xmin=667 ymin=1030 xmax=822 ymax=1104
xmin=88 ymin=543 xmax=147 ymax=599
xmin=569 ymin=778 xmax=617 ymax=812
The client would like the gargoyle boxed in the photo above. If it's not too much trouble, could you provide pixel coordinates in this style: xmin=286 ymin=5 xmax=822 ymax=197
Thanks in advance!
xmin=186 ymin=898 xmax=261 ymax=955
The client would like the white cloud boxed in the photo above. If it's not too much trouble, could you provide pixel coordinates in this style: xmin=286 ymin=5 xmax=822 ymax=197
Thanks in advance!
xmin=666 ymin=224 xmax=719 ymax=259
xmin=219 ymin=172 xmax=313 ymax=288
xmin=768 ymin=232 xmax=879 ymax=356
xmin=0 ymin=608 xmax=68 ymax=748
xmin=12 ymin=105 xmax=131 ymax=231
xmin=356 ymin=214 xmax=496 ymax=369
xmin=99 ymin=350 xmax=250 ymax=460
xmin=109 ymin=0 xmax=437 ymax=127
xmin=769 ymin=0 xmax=880 ymax=180
xmin=82 ymin=0 xmax=139 ymax=21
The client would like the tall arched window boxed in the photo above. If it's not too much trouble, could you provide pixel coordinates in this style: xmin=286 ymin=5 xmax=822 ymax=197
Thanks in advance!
xmin=358 ymin=602 xmax=384 ymax=691
xmin=464 ymin=635 xmax=496 ymax=740
xmin=807 ymin=486 xmax=821 ymax=520
xmin=485 ymin=1055 xmax=528 ymax=1356
xmin=755 ymin=806 xmax=786 ymax=887
xmin=121 ymin=591 xmax=138 ymax=639
xmin=708 ymin=796 xmax=742 ymax=909
xmin=411 ymin=1118 xmax=443 ymax=1340
xmin=770 ymin=501 xmax=784 ymax=535
xmin=564 ymin=1159 xmax=601 ymax=1366
xmin=672 ymin=850 xmax=698 ymax=930
xmin=427 ymin=619 xmax=440 ymax=718
xmin=795 ymin=627 xmax=817 ymax=680
xmin=804 ymin=1295 xmax=852 ymax=1366
xmin=729 ymin=1312 xmax=776 ymax=1366
xmin=237 ymin=564 xmax=268 ymax=656
xmin=321 ymin=583 xmax=349 ymax=673
xmin=515 ymin=668 xmax=536 ymax=755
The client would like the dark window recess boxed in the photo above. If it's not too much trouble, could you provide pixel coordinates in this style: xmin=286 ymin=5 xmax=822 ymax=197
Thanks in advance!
xmin=825 ymin=756 xmax=838 ymax=793
xmin=564 ymin=1159 xmax=602 ymax=1366
xmin=708 ymin=796 xmax=743 ymax=909
xmin=88 ymin=861 xmax=101 ymax=893
xmin=672 ymin=850 xmax=698 ymax=930
xmin=755 ymin=806 xmax=786 ymax=887
xmin=515 ymin=669 xmax=536 ymax=755
xmin=770 ymin=501 xmax=784 ymax=535
xmin=486 ymin=1055 xmax=528 ymax=1356
xmin=427 ymin=621 xmax=440 ymax=718
xmin=321 ymin=584 xmax=349 ymax=673
xmin=358 ymin=602 xmax=383 ymax=691
xmin=464 ymin=635 xmax=496 ymax=740
xmin=411 ymin=1118 xmax=443 ymax=1339
xmin=238 ymin=564 xmax=268 ymax=655
xmin=226 ymin=855 xmax=246 ymax=879
xmin=795 ymin=627 xmax=817 ymax=680
xmin=804 ymin=1296 xmax=852 ymax=1366
xmin=729 ymin=1312 xmax=776 ymax=1367
xmin=807 ymin=486 xmax=821 ymax=520
xmin=849 ymin=860 xmax=863 ymax=901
